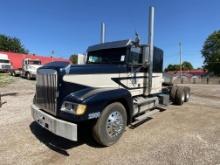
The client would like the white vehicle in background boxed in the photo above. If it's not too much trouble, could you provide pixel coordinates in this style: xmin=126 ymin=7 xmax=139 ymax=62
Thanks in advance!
xmin=20 ymin=58 xmax=42 ymax=80
xmin=70 ymin=54 xmax=86 ymax=64
xmin=76 ymin=54 xmax=86 ymax=64
xmin=0 ymin=53 xmax=11 ymax=72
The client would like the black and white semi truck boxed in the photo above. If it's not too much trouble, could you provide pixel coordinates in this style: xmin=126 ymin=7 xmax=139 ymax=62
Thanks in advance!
xmin=31 ymin=7 xmax=190 ymax=146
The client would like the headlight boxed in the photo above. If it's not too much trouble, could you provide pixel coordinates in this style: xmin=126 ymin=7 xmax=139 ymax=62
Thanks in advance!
xmin=60 ymin=101 xmax=87 ymax=115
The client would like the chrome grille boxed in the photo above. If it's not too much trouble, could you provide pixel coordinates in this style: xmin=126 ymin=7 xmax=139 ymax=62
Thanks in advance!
xmin=35 ymin=69 xmax=58 ymax=115
xmin=2 ymin=65 xmax=10 ymax=69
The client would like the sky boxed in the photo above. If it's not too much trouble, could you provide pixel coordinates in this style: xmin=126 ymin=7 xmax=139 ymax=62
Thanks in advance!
xmin=0 ymin=0 xmax=220 ymax=68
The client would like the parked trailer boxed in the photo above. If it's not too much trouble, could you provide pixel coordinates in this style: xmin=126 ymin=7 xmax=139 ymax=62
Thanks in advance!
xmin=31 ymin=7 xmax=191 ymax=146
xmin=0 ymin=51 xmax=68 ymax=79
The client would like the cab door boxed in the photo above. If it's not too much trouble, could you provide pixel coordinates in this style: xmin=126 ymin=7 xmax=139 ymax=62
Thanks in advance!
xmin=126 ymin=46 xmax=146 ymax=96
xmin=22 ymin=59 xmax=28 ymax=71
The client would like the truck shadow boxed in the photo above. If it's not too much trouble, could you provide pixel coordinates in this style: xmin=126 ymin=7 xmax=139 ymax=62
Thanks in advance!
xmin=29 ymin=122 xmax=102 ymax=156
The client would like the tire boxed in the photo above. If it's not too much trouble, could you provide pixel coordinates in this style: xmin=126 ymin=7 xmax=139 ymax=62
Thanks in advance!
xmin=184 ymin=87 xmax=190 ymax=102
xmin=12 ymin=72 xmax=16 ymax=76
xmin=27 ymin=73 xmax=31 ymax=80
xmin=175 ymin=87 xmax=185 ymax=105
xmin=170 ymin=86 xmax=178 ymax=102
xmin=92 ymin=102 xmax=127 ymax=147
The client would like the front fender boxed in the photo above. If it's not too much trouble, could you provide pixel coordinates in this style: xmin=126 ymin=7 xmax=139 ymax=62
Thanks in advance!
xmin=59 ymin=88 xmax=133 ymax=123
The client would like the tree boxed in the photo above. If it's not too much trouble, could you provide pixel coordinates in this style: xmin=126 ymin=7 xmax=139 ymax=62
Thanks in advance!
xmin=182 ymin=61 xmax=193 ymax=70
xmin=165 ymin=64 xmax=180 ymax=71
xmin=165 ymin=61 xmax=193 ymax=72
xmin=201 ymin=30 xmax=220 ymax=75
xmin=0 ymin=34 xmax=28 ymax=53
xmin=165 ymin=64 xmax=173 ymax=71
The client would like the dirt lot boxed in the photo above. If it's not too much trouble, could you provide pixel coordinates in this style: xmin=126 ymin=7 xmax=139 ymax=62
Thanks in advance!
xmin=0 ymin=73 xmax=14 ymax=87
xmin=0 ymin=77 xmax=220 ymax=165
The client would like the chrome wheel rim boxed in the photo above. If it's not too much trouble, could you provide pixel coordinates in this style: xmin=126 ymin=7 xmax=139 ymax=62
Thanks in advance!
xmin=106 ymin=111 xmax=124 ymax=138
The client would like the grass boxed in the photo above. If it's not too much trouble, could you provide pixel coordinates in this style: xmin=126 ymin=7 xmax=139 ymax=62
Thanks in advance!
xmin=0 ymin=73 xmax=14 ymax=87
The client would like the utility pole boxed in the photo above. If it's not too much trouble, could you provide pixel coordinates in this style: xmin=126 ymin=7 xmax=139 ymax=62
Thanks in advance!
xmin=179 ymin=42 xmax=182 ymax=83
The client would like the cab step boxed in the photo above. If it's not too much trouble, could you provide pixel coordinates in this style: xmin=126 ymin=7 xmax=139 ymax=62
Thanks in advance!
xmin=130 ymin=106 xmax=166 ymax=128
xmin=154 ymin=105 xmax=167 ymax=111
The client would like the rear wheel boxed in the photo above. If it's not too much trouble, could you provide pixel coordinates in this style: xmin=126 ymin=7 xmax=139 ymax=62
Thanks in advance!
xmin=184 ymin=87 xmax=190 ymax=102
xmin=170 ymin=86 xmax=178 ymax=102
xmin=92 ymin=102 xmax=127 ymax=147
xmin=175 ymin=87 xmax=185 ymax=105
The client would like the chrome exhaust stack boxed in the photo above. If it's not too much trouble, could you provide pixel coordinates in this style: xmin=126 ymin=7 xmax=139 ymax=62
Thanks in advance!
xmin=100 ymin=22 xmax=106 ymax=43
xmin=147 ymin=6 xmax=155 ymax=95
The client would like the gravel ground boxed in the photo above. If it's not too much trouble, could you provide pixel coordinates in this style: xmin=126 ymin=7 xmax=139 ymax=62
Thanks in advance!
xmin=0 ymin=77 xmax=220 ymax=165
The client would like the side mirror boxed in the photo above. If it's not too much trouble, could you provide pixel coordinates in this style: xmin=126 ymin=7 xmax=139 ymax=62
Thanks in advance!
xmin=128 ymin=47 xmax=142 ymax=66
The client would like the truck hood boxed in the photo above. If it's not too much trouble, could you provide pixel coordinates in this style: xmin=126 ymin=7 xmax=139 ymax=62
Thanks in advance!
xmin=37 ymin=63 xmax=127 ymax=107
xmin=62 ymin=64 xmax=127 ymax=88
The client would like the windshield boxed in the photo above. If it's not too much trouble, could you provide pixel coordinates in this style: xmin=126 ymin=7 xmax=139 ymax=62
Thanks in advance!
xmin=0 ymin=59 xmax=10 ymax=63
xmin=87 ymin=48 xmax=127 ymax=64
xmin=29 ymin=60 xmax=41 ymax=65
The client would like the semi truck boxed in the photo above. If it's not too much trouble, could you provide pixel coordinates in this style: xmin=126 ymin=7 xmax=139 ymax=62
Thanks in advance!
xmin=0 ymin=53 xmax=11 ymax=72
xmin=19 ymin=58 xmax=42 ymax=79
xmin=31 ymin=7 xmax=191 ymax=146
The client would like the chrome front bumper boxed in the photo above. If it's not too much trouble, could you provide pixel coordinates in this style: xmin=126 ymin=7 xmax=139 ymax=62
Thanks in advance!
xmin=31 ymin=104 xmax=77 ymax=141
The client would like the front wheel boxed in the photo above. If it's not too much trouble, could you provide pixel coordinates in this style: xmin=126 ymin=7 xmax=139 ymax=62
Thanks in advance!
xmin=92 ymin=102 xmax=127 ymax=147
xmin=27 ymin=73 xmax=31 ymax=80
